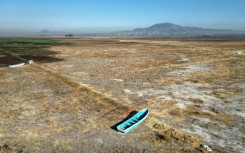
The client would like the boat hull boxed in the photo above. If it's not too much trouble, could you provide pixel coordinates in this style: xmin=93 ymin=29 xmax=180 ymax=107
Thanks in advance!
xmin=9 ymin=63 xmax=25 ymax=68
xmin=117 ymin=109 xmax=149 ymax=133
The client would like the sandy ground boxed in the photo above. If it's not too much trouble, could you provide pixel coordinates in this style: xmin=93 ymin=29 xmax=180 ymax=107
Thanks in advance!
xmin=1 ymin=37 xmax=245 ymax=152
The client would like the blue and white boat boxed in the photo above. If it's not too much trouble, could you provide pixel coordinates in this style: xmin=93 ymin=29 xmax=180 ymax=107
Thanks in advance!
xmin=117 ymin=108 xmax=149 ymax=133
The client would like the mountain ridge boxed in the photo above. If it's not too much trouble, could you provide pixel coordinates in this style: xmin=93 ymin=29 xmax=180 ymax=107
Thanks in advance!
xmin=112 ymin=23 xmax=244 ymax=37
xmin=39 ymin=29 xmax=50 ymax=33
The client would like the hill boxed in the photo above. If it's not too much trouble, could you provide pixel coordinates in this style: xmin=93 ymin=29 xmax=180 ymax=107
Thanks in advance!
xmin=39 ymin=29 xmax=50 ymax=33
xmin=38 ymin=29 xmax=71 ymax=36
xmin=112 ymin=23 xmax=245 ymax=37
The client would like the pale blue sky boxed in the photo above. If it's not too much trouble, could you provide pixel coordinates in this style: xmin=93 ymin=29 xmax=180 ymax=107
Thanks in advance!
xmin=0 ymin=0 xmax=245 ymax=33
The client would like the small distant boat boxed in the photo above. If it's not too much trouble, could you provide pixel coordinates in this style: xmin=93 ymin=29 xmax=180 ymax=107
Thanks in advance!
xmin=9 ymin=63 xmax=25 ymax=68
xmin=117 ymin=108 xmax=149 ymax=133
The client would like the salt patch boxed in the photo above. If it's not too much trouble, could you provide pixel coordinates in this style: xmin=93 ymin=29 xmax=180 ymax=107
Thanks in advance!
xmin=167 ymin=64 xmax=210 ymax=77
xmin=138 ymin=93 xmax=143 ymax=97
xmin=176 ymin=103 xmax=186 ymax=109
xmin=112 ymin=79 xmax=124 ymax=82
xmin=234 ymin=112 xmax=245 ymax=118
xmin=181 ymin=58 xmax=189 ymax=61
xmin=143 ymin=82 xmax=151 ymax=86
xmin=123 ymin=89 xmax=132 ymax=94
xmin=183 ymin=117 xmax=245 ymax=153
xmin=235 ymin=50 xmax=245 ymax=55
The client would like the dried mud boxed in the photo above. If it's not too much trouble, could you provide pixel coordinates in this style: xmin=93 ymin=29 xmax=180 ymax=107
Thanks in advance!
xmin=1 ymin=37 xmax=245 ymax=153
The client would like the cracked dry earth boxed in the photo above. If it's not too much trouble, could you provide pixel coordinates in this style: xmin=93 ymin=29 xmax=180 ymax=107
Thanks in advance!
xmin=1 ymin=38 xmax=245 ymax=153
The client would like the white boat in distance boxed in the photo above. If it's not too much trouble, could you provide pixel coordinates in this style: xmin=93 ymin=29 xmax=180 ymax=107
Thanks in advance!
xmin=9 ymin=63 xmax=25 ymax=68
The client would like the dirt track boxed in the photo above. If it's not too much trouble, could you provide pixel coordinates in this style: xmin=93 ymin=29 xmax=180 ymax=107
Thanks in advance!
xmin=1 ymin=37 xmax=245 ymax=152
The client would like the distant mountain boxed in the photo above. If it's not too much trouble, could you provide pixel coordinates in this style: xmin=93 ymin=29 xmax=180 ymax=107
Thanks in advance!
xmin=39 ymin=29 xmax=50 ymax=33
xmin=33 ymin=24 xmax=245 ymax=37
xmin=133 ymin=23 xmax=183 ymax=33
xmin=38 ymin=30 xmax=71 ymax=36
xmin=111 ymin=23 xmax=245 ymax=37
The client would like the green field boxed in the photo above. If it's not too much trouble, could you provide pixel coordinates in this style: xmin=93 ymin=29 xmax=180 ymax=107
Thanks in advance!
xmin=0 ymin=38 xmax=69 ymax=67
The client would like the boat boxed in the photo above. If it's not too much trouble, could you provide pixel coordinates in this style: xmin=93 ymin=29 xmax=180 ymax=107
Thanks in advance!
xmin=9 ymin=63 xmax=25 ymax=68
xmin=117 ymin=108 xmax=149 ymax=133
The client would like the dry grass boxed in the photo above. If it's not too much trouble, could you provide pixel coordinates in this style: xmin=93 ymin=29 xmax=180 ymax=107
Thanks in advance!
xmin=190 ymin=98 xmax=204 ymax=104
xmin=185 ymin=105 xmax=234 ymax=127
xmin=149 ymin=99 xmax=234 ymax=127
xmin=145 ymin=117 xmax=203 ymax=152
xmin=156 ymin=77 xmax=188 ymax=85
xmin=133 ymin=59 xmax=178 ymax=69
xmin=1 ymin=37 xmax=245 ymax=152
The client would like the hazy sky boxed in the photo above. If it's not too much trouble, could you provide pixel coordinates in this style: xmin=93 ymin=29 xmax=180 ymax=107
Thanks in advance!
xmin=0 ymin=0 xmax=245 ymax=34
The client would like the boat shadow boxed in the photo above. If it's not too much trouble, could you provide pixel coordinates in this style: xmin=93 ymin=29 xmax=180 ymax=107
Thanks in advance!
xmin=111 ymin=110 xmax=138 ymax=132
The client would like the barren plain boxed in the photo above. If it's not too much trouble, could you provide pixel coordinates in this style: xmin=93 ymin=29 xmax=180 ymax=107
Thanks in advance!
xmin=0 ymin=37 xmax=244 ymax=153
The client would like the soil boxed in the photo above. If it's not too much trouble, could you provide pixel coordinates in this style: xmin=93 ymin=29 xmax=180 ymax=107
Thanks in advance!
xmin=0 ymin=37 xmax=244 ymax=153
